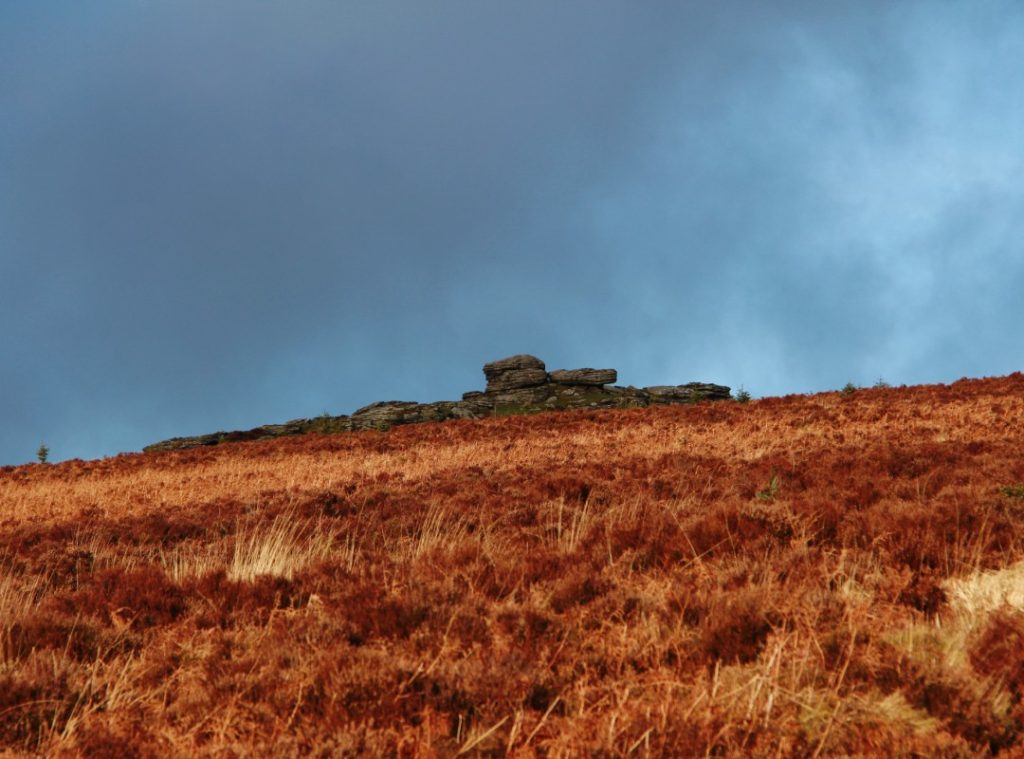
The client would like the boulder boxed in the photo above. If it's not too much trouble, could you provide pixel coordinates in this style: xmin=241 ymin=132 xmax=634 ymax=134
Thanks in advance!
xmin=645 ymin=383 xmax=732 ymax=403
xmin=483 ymin=354 xmax=546 ymax=374
xmin=549 ymin=368 xmax=617 ymax=386
xmin=485 ymin=368 xmax=549 ymax=392
xmin=261 ymin=416 xmax=353 ymax=436
xmin=488 ymin=384 xmax=554 ymax=408
xmin=545 ymin=383 xmax=648 ymax=411
xmin=350 ymin=401 xmax=466 ymax=430
xmin=413 ymin=402 xmax=460 ymax=424
xmin=452 ymin=395 xmax=494 ymax=418
xmin=350 ymin=401 xmax=423 ymax=430
xmin=483 ymin=354 xmax=549 ymax=393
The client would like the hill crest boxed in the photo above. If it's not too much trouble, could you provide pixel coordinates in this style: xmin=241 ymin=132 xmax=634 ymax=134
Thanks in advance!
xmin=143 ymin=354 xmax=731 ymax=452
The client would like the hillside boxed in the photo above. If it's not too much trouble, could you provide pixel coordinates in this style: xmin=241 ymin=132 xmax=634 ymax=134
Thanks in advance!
xmin=2 ymin=374 xmax=1024 ymax=756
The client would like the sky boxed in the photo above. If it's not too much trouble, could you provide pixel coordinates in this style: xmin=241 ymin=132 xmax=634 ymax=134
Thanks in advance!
xmin=2 ymin=1 xmax=1023 ymax=465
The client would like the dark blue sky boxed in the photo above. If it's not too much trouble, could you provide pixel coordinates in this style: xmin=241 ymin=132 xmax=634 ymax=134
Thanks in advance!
xmin=2 ymin=2 xmax=1022 ymax=465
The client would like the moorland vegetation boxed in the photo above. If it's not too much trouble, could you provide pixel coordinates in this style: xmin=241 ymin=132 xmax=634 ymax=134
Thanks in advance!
xmin=2 ymin=374 xmax=1024 ymax=755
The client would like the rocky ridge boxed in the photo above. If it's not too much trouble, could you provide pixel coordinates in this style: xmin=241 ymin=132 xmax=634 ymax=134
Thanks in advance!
xmin=143 ymin=355 xmax=731 ymax=453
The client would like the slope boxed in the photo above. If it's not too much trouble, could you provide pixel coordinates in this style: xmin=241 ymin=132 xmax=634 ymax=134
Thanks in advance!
xmin=1 ymin=374 xmax=1024 ymax=756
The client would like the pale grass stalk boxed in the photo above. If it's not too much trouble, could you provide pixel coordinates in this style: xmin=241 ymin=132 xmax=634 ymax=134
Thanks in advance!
xmin=605 ymin=685 xmax=632 ymax=749
xmin=873 ymin=558 xmax=1024 ymax=704
xmin=160 ymin=541 xmax=229 ymax=583
xmin=0 ymin=567 xmax=39 ymax=623
xmin=944 ymin=559 xmax=1024 ymax=622
xmin=415 ymin=503 xmax=461 ymax=559
xmin=505 ymin=709 xmax=524 ymax=755
xmin=1 ymin=566 xmax=45 ymax=666
xmin=849 ymin=691 xmax=939 ymax=736
xmin=626 ymin=727 xmax=652 ymax=755
xmin=229 ymin=514 xmax=335 ymax=581
xmin=878 ymin=558 xmax=1024 ymax=691
xmin=672 ymin=630 xmax=858 ymax=750
xmin=522 ymin=695 xmax=561 ymax=748
xmin=475 ymin=513 xmax=515 ymax=566
xmin=30 ymin=648 xmax=152 ymax=752
xmin=391 ymin=503 xmax=469 ymax=564
xmin=545 ymin=496 xmax=593 ymax=553
xmin=65 ymin=528 xmax=148 ymax=581
xmin=457 ymin=714 xmax=509 ymax=755
xmin=338 ymin=531 xmax=360 ymax=572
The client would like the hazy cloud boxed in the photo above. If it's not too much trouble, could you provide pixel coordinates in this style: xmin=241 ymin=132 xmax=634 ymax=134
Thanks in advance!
xmin=2 ymin=1 xmax=1022 ymax=464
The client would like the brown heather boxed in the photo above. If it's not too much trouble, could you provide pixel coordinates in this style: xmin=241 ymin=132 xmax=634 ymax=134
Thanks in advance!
xmin=2 ymin=374 xmax=1024 ymax=756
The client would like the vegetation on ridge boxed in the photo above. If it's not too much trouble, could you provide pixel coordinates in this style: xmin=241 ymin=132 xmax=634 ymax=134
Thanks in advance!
xmin=1 ymin=374 xmax=1024 ymax=755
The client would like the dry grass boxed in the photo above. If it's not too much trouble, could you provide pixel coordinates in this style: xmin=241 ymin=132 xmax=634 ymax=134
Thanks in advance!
xmin=1 ymin=373 xmax=1024 ymax=755
xmin=945 ymin=561 xmax=1024 ymax=621
xmin=156 ymin=514 xmax=340 ymax=584
xmin=228 ymin=514 xmax=336 ymax=582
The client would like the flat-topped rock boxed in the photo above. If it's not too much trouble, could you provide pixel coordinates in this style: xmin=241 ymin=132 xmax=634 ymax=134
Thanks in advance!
xmin=483 ymin=354 xmax=549 ymax=393
xmin=549 ymin=368 xmax=617 ymax=386
xmin=483 ymin=354 xmax=545 ymax=374
xmin=645 ymin=383 xmax=732 ymax=403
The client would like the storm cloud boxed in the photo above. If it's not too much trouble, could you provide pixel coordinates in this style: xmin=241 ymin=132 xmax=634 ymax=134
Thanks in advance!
xmin=2 ymin=1 xmax=1022 ymax=464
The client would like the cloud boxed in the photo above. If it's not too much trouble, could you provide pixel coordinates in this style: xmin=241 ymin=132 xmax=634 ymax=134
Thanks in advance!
xmin=1 ymin=1 xmax=1022 ymax=464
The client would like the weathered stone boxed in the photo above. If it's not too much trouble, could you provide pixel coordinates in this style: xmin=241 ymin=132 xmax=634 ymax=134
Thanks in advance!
xmin=485 ymin=368 xmax=549 ymax=393
xmin=548 ymin=384 xmax=639 ymax=410
xmin=483 ymin=354 xmax=549 ymax=393
xmin=142 ymin=414 xmax=355 ymax=452
xmin=645 ymin=383 xmax=732 ymax=403
xmin=599 ymin=386 xmax=650 ymax=408
xmin=143 ymin=434 xmax=221 ymax=452
xmin=483 ymin=354 xmax=545 ymax=374
xmin=414 ymin=402 xmax=459 ymax=424
xmin=452 ymin=396 xmax=494 ymax=418
xmin=350 ymin=401 xmax=460 ymax=430
xmin=350 ymin=401 xmax=419 ymax=430
xmin=488 ymin=384 xmax=554 ymax=409
xmin=549 ymin=368 xmax=617 ymax=386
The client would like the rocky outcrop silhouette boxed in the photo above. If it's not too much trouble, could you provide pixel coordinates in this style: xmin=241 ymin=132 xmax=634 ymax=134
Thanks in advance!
xmin=483 ymin=354 xmax=550 ymax=392
xmin=143 ymin=355 xmax=731 ymax=452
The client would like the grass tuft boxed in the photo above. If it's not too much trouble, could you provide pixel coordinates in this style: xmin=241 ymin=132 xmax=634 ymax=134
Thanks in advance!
xmin=228 ymin=514 xmax=336 ymax=582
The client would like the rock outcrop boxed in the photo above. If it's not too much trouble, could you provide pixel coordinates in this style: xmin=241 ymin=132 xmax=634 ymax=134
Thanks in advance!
xmin=549 ymin=368 xmax=617 ymax=386
xmin=483 ymin=354 xmax=549 ymax=393
xmin=143 ymin=354 xmax=732 ymax=452
xmin=350 ymin=400 xmax=462 ymax=430
xmin=645 ymin=383 xmax=732 ymax=403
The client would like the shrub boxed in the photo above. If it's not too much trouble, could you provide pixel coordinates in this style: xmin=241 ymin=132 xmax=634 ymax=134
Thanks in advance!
xmin=36 ymin=443 xmax=49 ymax=464
xmin=756 ymin=473 xmax=780 ymax=501
xmin=841 ymin=382 xmax=859 ymax=396
xmin=735 ymin=387 xmax=752 ymax=404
